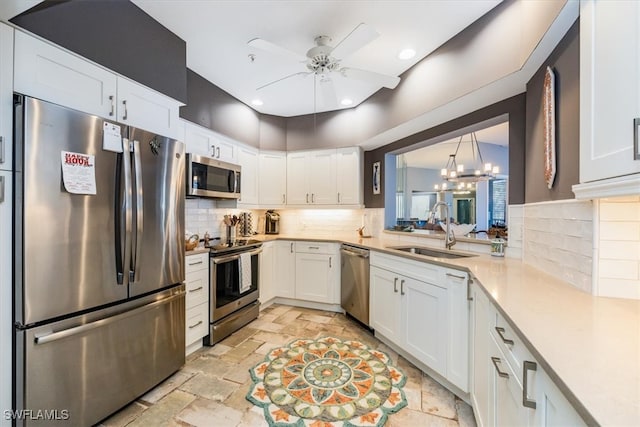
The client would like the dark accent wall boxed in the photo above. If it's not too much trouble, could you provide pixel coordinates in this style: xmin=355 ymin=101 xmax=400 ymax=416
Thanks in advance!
xmin=364 ymin=94 xmax=527 ymax=208
xmin=525 ymin=20 xmax=580 ymax=203
xmin=179 ymin=69 xmax=261 ymax=147
xmin=11 ymin=0 xmax=187 ymax=103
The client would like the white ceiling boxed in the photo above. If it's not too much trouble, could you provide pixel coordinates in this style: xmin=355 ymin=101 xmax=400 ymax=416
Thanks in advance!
xmin=403 ymin=121 xmax=509 ymax=169
xmin=125 ymin=0 xmax=500 ymax=117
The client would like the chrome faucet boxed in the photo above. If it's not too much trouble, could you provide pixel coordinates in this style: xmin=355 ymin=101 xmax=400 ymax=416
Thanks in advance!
xmin=429 ymin=201 xmax=456 ymax=249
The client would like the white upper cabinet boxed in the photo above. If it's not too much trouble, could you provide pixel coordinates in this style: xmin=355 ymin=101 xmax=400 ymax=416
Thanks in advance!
xmin=14 ymin=31 xmax=182 ymax=139
xmin=286 ymin=149 xmax=337 ymax=206
xmin=576 ymin=0 xmax=640 ymax=197
xmin=259 ymin=151 xmax=287 ymax=206
xmin=183 ymin=120 xmax=237 ymax=163
xmin=336 ymin=147 xmax=363 ymax=206
xmin=14 ymin=30 xmax=117 ymax=120
xmin=237 ymin=145 xmax=259 ymax=206
xmin=116 ymin=77 xmax=181 ymax=139
xmin=0 ymin=24 xmax=13 ymax=173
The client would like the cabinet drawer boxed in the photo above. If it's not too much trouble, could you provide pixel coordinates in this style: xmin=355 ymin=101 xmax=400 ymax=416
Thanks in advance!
xmin=185 ymin=268 xmax=208 ymax=309
xmin=185 ymin=303 xmax=208 ymax=346
xmin=490 ymin=309 xmax=535 ymax=376
xmin=371 ymin=251 xmax=442 ymax=284
xmin=295 ymin=241 xmax=336 ymax=254
xmin=185 ymin=253 xmax=209 ymax=274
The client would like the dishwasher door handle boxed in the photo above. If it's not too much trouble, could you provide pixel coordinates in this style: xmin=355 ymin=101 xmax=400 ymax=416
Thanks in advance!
xmin=340 ymin=247 xmax=370 ymax=258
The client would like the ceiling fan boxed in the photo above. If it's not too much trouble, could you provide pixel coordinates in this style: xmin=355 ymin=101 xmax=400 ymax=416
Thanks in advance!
xmin=247 ymin=23 xmax=401 ymax=106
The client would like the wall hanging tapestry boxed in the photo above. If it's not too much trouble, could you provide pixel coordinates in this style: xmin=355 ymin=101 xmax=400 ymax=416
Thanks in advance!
xmin=247 ymin=336 xmax=408 ymax=426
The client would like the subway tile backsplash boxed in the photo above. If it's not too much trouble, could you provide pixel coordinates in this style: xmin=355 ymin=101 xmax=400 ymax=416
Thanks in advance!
xmin=522 ymin=200 xmax=594 ymax=294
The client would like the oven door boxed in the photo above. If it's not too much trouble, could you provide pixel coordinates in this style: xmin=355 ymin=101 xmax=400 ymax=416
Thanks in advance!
xmin=210 ymin=248 xmax=261 ymax=321
xmin=186 ymin=153 xmax=241 ymax=199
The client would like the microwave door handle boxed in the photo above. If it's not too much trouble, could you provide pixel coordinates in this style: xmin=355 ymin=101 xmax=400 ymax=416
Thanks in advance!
xmin=235 ymin=171 xmax=241 ymax=193
xmin=115 ymin=138 xmax=133 ymax=285
xmin=228 ymin=170 xmax=235 ymax=193
xmin=131 ymin=140 xmax=144 ymax=283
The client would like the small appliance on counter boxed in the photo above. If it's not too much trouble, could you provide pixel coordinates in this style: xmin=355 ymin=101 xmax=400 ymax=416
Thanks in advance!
xmin=265 ymin=210 xmax=280 ymax=234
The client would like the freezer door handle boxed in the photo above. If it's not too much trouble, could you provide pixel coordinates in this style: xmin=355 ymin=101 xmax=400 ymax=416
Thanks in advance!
xmin=131 ymin=140 xmax=144 ymax=283
xmin=115 ymin=138 xmax=133 ymax=285
xmin=0 ymin=176 xmax=4 ymax=203
xmin=33 ymin=291 xmax=186 ymax=345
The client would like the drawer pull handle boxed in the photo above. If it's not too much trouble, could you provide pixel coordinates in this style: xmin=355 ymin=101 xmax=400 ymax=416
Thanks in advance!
xmin=634 ymin=118 xmax=640 ymax=160
xmin=393 ymin=277 xmax=398 ymax=293
xmin=188 ymin=320 xmax=203 ymax=329
xmin=400 ymin=279 xmax=405 ymax=295
xmin=122 ymin=100 xmax=128 ymax=120
xmin=491 ymin=357 xmax=509 ymax=378
xmin=446 ymin=272 xmax=466 ymax=280
xmin=188 ymin=260 xmax=203 ymax=266
xmin=108 ymin=95 xmax=115 ymax=117
xmin=216 ymin=146 xmax=220 ymax=158
xmin=329 ymin=257 xmax=332 ymax=268
xmin=306 ymin=193 xmax=309 ymax=203
xmin=189 ymin=286 xmax=203 ymax=293
xmin=308 ymin=246 xmax=320 ymax=250
xmin=523 ymin=360 xmax=537 ymax=409
xmin=495 ymin=327 xmax=514 ymax=346
xmin=290 ymin=242 xmax=294 ymax=253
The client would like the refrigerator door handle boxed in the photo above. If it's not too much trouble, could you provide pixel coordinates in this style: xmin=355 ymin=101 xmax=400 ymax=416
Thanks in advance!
xmin=131 ymin=139 xmax=144 ymax=283
xmin=33 ymin=291 xmax=186 ymax=345
xmin=115 ymin=138 xmax=133 ymax=285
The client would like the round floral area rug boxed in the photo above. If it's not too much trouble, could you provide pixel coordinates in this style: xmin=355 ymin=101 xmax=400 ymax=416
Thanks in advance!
xmin=246 ymin=336 xmax=408 ymax=427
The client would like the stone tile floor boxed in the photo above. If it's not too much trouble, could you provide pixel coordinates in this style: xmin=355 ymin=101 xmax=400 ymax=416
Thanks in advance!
xmin=97 ymin=304 xmax=477 ymax=427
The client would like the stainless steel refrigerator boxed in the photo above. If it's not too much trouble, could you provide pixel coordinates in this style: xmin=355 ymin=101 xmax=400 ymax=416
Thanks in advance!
xmin=13 ymin=95 xmax=186 ymax=426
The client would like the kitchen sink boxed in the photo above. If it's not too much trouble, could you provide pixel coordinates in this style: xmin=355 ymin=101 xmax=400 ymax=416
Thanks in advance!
xmin=388 ymin=246 xmax=477 ymax=259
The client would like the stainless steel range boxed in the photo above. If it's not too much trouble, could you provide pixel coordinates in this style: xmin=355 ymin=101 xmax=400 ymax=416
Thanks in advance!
xmin=204 ymin=239 xmax=262 ymax=345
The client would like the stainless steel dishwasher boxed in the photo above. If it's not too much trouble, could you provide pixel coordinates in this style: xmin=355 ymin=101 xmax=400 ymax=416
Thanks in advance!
xmin=340 ymin=244 xmax=370 ymax=327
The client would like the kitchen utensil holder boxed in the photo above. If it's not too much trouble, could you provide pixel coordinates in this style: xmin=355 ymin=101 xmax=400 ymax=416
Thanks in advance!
xmin=226 ymin=225 xmax=237 ymax=245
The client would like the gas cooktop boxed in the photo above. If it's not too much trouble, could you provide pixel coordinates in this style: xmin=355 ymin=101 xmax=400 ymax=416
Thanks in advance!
xmin=205 ymin=238 xmax=262 ymax=255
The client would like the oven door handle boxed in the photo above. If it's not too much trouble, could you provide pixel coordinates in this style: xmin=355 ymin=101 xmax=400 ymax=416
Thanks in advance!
xmin=212 ymin=248 xmax=263 ymax=264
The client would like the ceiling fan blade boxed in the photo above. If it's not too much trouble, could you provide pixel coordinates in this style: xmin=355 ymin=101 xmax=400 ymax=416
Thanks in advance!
xmin=248 ymin=38 xmax=307 ymax=62
xmin=257 ymin=71 xmax=312 ymax=91
xmin=318 ymin=77 xmax=338 ymax=107
xmin=330 ymin=23 xmax=379 ymax=59
xmin=341 ymin=67 xmax=400 ymax=89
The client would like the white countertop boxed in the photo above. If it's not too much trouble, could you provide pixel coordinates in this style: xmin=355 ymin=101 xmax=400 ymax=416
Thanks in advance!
xmin=253 ymin=233 xmax=640 ymax=426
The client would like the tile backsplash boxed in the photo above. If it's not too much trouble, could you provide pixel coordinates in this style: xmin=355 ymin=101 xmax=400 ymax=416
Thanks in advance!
xmin=595 ymin=196 xmax=640 ymax=299
xmin=521 ymin=199 xmax=593 ymax=293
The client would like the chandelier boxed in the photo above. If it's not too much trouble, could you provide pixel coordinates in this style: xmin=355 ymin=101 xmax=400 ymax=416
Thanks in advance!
xmin=434 ymin=132 xmax=499 ymax=191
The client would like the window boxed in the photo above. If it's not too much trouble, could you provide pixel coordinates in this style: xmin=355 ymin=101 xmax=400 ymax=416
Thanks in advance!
xmin=488 ymin=179 xmax=507 ymax=226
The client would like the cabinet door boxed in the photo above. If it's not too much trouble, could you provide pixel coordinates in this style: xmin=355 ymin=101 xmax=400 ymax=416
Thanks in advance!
xmin=14 ymin=30 xmax=117 ymax=120
xmin=213 ymin=136 xmax=237 ymax=163
xmin=489 ymin=335 xmax=530 ymax=427
xmin=0 ymin=171 xmax=11 ymax=425
xmin=273 ymin=241 xmax=296 ymax=298
xmin=286 ymin=152 xmax=309 ymax=204
xmin=402 ymin=277 xmax=447 ymax=376
xmin=309 ymin=150 xmax=337 ymax=204
xmin=183 ymin=121 xmax=215 ymax=156
xmin=259 ymin=242 xmax=275 ymax=304
xmin=336 ymin=147 xmax=362 ymax=205
xmin=471 ymin=285 xmax=492 ymax=427
xmin=259 ymin=152 xmax=287 ymax=205
xmin=370 ymin=266 xmax=402 ymax=345
xmin=295 ymin=252 xmax=334 ymax=303
xmin=534 ymin=369 xmax=585 ymax=426
xmin=0 ymin=24 xmax=13 ymax=172
xmin=237 ymin=146 xmax=259 ymax=205
xmin=580 ymin=0 xmax=640 ymax=182
xmin=446 ymin=271 xmax=469 ymax=392
xmin=117 ymin=77 xmax=181 ymax=139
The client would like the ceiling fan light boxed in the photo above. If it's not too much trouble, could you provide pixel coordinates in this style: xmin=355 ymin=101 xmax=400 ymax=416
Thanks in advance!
xmin=456 ymin=164 xmax=464 ymax=173
xmin=340 ymin=98 xmax=353 ymax=106
xmin=251 ymin=99 xmax=264 ymax=106
xmin=398 ymin=48 xmax=416 ymax=60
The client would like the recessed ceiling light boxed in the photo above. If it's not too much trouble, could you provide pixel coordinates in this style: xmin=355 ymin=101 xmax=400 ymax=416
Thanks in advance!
xmin=398 ymin=48 xmax=416 ymax=60
xmin=341 ymin=98 xmax=353 ymax=106
xmin=251 ymin=99 xmax=263 ymax=106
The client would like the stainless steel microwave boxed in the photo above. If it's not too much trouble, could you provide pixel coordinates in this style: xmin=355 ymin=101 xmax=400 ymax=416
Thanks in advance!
xmin=186 ymin=153 xmax=241 ymax=199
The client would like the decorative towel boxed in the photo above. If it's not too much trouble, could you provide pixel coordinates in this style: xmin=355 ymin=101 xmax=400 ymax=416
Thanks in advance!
xmin=239 ymin=252 xmax=252 ymax=293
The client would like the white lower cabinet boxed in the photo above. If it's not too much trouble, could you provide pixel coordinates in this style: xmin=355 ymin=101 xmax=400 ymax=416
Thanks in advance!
xmin=185 ymin=252 xmax=210 ymax=354
xmin=294 ymin=242 xmax=339 ymax=304
xmin=370 ymin=251 xmax=469 ymax=392
xmin=259 ymin=241 xmax=276 ymax=304
xmin=273 ymin=241 xmax=296 ymax=298
xmin=471 ymin=283 xmax=585 ymax=427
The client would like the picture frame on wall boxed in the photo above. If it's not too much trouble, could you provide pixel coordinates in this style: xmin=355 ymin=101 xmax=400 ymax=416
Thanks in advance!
xmin=373 ymin=161 xmax=381 ymax=195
